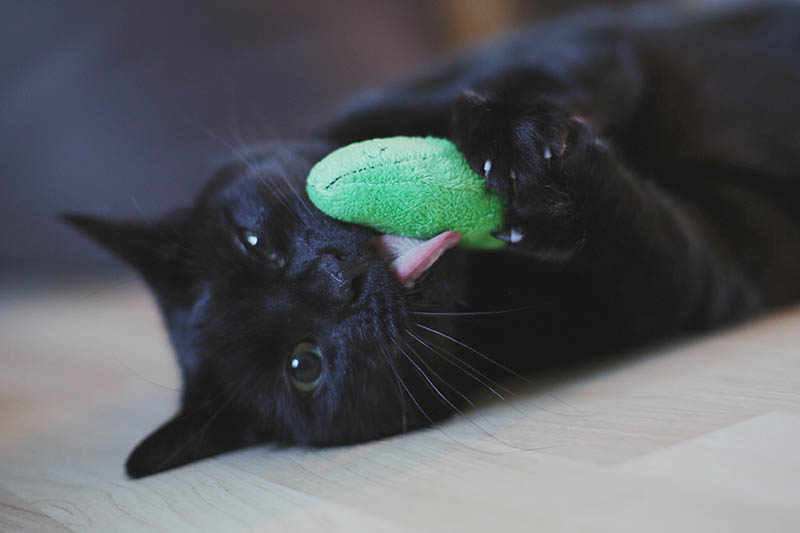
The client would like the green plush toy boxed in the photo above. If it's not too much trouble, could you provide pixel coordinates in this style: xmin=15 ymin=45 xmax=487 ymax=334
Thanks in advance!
xmin=306 ymin=136 xmax=505 ymax=250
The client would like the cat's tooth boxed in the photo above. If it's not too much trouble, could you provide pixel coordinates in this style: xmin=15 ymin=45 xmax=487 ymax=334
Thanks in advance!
xmin=483 ymin=159 xmax=492 ymax=177
xmin=543 ymin=147 xmax=553 ymax=160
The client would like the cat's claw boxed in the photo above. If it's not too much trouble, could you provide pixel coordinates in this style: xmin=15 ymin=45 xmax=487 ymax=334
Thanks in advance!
xmin=483 ymin=159 xmax=492 ymax=178
xmin=543 ymin=147 xmax=553 ymax=160
xmin=493 ymin=227 xmax=525 ymax=244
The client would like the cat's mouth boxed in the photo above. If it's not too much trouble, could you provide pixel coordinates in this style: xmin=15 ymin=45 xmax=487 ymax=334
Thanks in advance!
xmin=376 ymin=231 xmax=461 ymax=286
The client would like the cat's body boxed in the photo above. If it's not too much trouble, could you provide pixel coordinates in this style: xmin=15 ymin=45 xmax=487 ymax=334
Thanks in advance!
xmin=67 ymin=2 xmax=800 ymax=478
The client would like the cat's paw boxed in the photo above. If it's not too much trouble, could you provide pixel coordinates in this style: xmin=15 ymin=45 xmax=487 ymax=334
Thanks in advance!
xmin=451 ymin=90 xmax=603 ymax=261
xmin=451 ymin=90 xmax=572 ymax=196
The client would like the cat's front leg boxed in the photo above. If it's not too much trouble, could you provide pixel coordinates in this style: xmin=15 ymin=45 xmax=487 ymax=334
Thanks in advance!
xmin=452 ymin=89 xmax=761 ymax=335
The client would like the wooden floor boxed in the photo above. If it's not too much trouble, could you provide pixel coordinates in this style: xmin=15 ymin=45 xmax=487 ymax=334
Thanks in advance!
xmin=1 ymin=279 xmax=799 ymax=532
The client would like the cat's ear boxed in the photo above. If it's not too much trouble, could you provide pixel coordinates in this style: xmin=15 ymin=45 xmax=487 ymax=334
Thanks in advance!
xmin=125 ymin=402 xmax=254 ymax=478
xmin=61 ymin=210 xmax=192 ymax=288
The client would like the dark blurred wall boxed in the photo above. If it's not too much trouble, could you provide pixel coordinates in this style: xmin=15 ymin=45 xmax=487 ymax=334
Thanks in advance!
xmin=0 ymin=0 xmax=696 ymax=276
xmin=0 ymin=0 xmax=441 ymax=274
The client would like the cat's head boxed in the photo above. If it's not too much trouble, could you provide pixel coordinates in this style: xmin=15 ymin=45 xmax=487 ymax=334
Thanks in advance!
xmin=65 ymin=141 xmax=470 ymax=478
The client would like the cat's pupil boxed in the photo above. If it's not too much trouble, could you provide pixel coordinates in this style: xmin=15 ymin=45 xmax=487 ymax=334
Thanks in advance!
xmin=289 ymin=343 xmax=323 ymax=391
xmin=291 ymin=354 xmax=320 ymax=381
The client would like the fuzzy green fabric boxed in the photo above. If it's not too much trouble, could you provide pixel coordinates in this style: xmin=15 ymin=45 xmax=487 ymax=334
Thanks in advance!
xmin=306 ymin=136 xmax=505 ymax=249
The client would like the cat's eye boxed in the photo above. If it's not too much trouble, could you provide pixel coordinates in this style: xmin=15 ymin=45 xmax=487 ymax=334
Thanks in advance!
xmin=239 ymin=229 xmax=284 ymax=267
xmin=289 ymin=342 xmax=324 ymax=393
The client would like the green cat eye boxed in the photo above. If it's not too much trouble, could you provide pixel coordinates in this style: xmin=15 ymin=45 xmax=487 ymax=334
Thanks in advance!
xmin=289 ymin=342 xmax=324 ymax=392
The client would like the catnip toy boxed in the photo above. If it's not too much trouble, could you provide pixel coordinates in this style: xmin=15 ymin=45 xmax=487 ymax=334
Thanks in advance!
xmin=306 ymin=136 xmax=505 ymax=250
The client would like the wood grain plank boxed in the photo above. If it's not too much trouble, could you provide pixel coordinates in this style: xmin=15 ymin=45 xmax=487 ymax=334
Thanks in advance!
xmin=0 ymin=484 xmax=71 ymax=533
xmin=1 ymin=281 xmax=799 ymax=531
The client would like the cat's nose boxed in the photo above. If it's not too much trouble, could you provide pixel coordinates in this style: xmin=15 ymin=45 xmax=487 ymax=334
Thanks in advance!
xmin=311 ymin=252 xmax=366 ymax=306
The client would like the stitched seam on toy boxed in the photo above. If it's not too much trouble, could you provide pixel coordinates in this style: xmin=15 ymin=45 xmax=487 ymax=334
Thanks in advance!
xmin=329 ymin=181 xmax=487 ymax=193
xmin=323 ymin=154 xmax=463 ymax=189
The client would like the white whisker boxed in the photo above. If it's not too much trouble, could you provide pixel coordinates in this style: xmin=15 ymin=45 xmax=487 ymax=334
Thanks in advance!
xmin=406 ymin=329 xmax=506 ymax=401
xmin=390 ymin=337 xmax=461 ymax=415
xmin=376 ymin=344 xmax=408 ymax=433
xmin=411 ymin=303 xmax=553 ymax=317
xmin=400 ymin=337 xmax=477 ymax=410
xmin=415 ymin=323 xmax=533 ymax=385
xmin=399 ymin=335 xmax=560 ymax=451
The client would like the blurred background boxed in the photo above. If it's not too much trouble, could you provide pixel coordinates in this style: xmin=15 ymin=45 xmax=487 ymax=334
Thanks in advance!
xmin=1 ymin=0 xmax=725 ymax=280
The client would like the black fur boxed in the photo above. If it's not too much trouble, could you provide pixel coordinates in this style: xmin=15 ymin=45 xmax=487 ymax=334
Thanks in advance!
xmin=66 ymin=2 xmax=800 ymax=478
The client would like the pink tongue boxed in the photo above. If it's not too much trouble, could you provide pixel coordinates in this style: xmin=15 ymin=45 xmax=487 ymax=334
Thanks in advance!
xmin=377 ymin=231 xmax=462 ymax=285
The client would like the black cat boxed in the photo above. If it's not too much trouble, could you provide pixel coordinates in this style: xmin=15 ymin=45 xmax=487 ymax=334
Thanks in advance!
xmin=66 ymin=2 xmax=800 ymax=478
